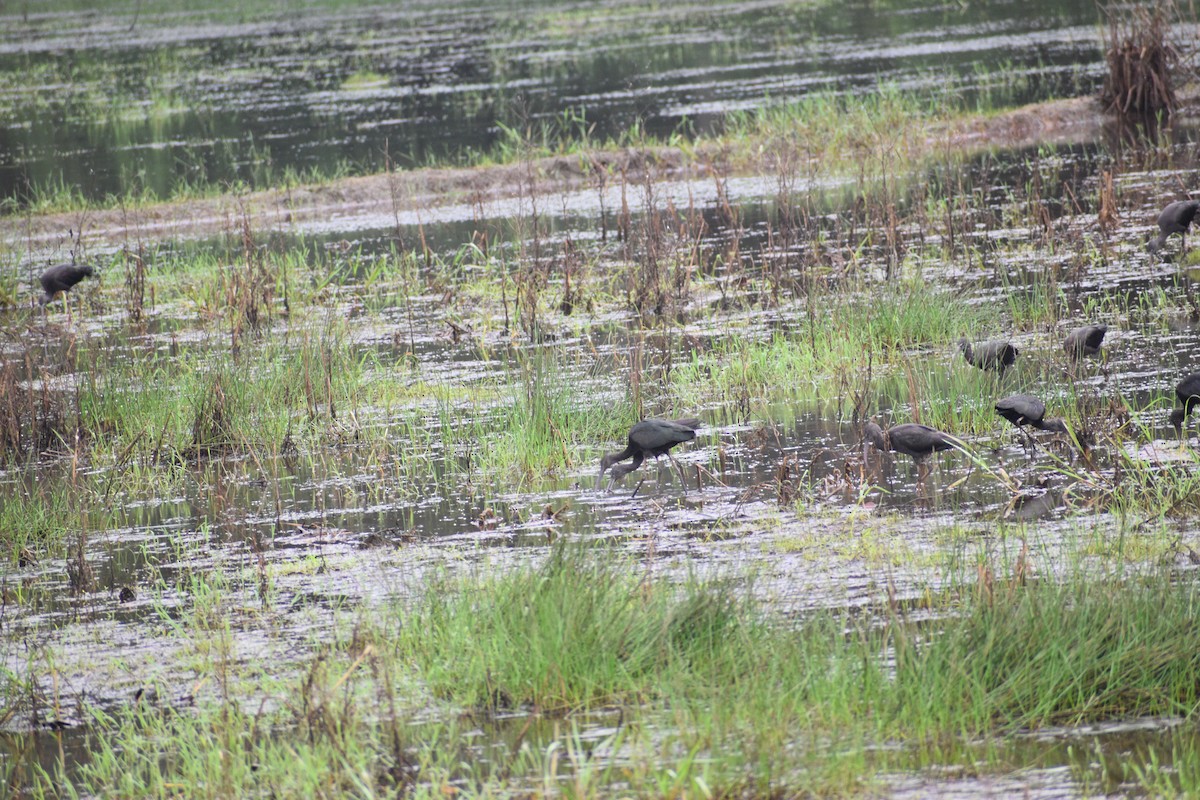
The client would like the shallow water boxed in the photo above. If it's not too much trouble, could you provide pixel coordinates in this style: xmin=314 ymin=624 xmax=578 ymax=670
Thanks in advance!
xmin=0 ymin=0 xmax=1105 ymax=205
xmin=6 ymin=132 xmax=1200 ymax=792
xmin=5 ymin=2 xmax=1200 ymax=794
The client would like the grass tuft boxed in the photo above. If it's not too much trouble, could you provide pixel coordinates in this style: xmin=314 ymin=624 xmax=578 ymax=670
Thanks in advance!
xmin=25 ymin=546 xmax=1200 ymax=797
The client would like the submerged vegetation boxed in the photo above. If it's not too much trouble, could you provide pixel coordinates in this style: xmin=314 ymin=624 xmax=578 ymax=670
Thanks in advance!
xmin=13 ymin=544 xmax=1200 ymax=798
xmin=5 ymin=0 xmax=1200 ymax=796
xmin=0 ymin=0 xmax=1103 ymax=218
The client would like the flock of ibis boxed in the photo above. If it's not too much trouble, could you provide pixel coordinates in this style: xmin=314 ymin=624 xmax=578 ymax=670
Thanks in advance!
xmin=599 ymin=200 xmax=1200 ymax=493
xmin=26 ymin=200 xmax=1200 ymax=498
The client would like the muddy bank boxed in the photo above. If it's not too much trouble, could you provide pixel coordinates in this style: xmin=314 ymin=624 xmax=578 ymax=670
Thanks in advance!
xmin=0 ymin=94 xmax=1136 ymax=251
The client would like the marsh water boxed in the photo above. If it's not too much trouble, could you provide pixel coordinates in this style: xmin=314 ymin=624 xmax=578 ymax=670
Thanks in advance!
xmin=4 ymin=0 xmax=1200 ymax=796
xmin=0 ymin=0 xmax=1105 ymax=205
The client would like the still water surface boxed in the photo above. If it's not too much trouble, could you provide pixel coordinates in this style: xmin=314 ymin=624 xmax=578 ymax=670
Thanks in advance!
xmin=0 ymin=0 xmax=1103 ymax=204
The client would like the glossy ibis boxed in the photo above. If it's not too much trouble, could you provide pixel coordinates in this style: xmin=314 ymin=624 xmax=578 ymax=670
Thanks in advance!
xmin=884 ymin=423 xmax=958 ymax=462
xmin=1149 ymin=199 xmax=1200 ymax=254
xmin=599 ymin=417 xmax=702 ymax=489
xmin=1169 ymin=372 xmax=1200 ymax=437
xmin=995 ymin=394 xmax=1069 ymax=434
xmin=995 ymin=394 xmax=1070 ymax=454
xmin=862 ymin=422 xmax=960 ymax=477
xmin=959 ymin=337 xmax=1018 ymax=374
xmin=39 ymin=263 xmax=94 ymax=317
xmin=1063 ymin=324 xmax=1107 ymax=361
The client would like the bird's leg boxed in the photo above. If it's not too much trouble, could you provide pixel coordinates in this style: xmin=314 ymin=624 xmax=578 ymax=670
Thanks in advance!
xmin=668 ymin=453 xmax=688 ymax=496
xmin=630 ymin=477 xmax=645 ymax=499
xmin=1020 ymin=428 xmax=1036 ymax=458
xmin=916 ymin=458 xmax=929 ymax=483
xmin=914 ymin=459 xmax=932 ymax=500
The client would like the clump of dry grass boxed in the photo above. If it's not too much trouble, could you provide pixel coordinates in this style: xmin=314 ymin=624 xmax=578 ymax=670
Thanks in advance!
xmin=189 ymin=374 xmax=233 ymax=457
xmin=224 ymin=208 xmax=278 ymax=349
xmin=0 ymin=346 xmax=73 ymax=461
xmin=1102 ymin=0 xmax=1182 ymax=119
xmin=123 ymin=247 xmax=146 ymax=323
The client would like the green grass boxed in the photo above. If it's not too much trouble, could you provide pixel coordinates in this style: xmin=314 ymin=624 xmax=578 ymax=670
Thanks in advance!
xmin=1120 ymin=731 xmax=1200 ymax=797
xmin=1097 ymin=435 xmax=1200 ymax=524
xmin=404 ymin=544 xmax=1200 ymax=733
xmin=671 ymin=279 xmax=995 ymax=410
xmin=0 ymin=63 xmax=1053 ymax=219
xmin=899 ymin=574 xmax=1200 ymax=731
xmin=475 ymin=357 xmax=638 ymax=484
xmin=720 ymin=84 xmax=954 ymax=175
xmin=28 ymin=544 xmax=1200 ymax=798
xmin=400 ymin=545 xmax=754 ymax=712
xmin=73 ymin=320 xmax=386 ymax=460
xmin=0 ymin=481 xmax=91 ymax=562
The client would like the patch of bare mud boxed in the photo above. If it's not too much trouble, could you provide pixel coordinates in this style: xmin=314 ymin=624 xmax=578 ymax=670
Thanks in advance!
xmin=2 ymin=147 xmax=703 ymax=250
xmin=2 ymin=92 xmax=1191 ymax=250
xmin=940 ymin=95 xmax=1109 ymax=148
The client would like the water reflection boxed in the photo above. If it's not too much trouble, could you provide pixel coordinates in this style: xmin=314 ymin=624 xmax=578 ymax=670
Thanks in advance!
xmin=7 ymin=62 xmax=1200 ymax=794
xmin=1 ymin=0 xmax=1103 ymax=205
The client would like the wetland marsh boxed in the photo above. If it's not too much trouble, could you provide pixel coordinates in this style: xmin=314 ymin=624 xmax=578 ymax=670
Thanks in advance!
xmin=4 ymin=0 xmax=1200 ymax=797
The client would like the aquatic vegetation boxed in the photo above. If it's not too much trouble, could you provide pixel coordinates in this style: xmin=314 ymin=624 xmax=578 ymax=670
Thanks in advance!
xmin=5 ymin=3 xmax=1200 ymax=795
xmin=0 ymin=0 xmax=1108 ymax=218
xmin=670 ymin=279 xmax=993 ymax=410
xmin=27 ymin=544 xmax=1200 ymax=797
xmin=1103 ymin=0 xmax=1181 ymax=119
xmin=339 ymin=71 xmax=388 ymax=91
xmin=0 ymin=481 xmax=89 ymax=562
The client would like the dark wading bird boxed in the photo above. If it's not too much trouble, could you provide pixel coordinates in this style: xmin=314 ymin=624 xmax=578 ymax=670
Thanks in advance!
xmin=1169 ymin=372 xmax=1200 ymax=438
xmin=1063 ymin=324 xmax=1107 ymax=361
xmin=995 ymin=394 xmax=1069 ymax=453
xmin=862 ymin=420 xmax=889 ymax=455
xmin=1149 ymin=199 xmax=1200 ymax=255
xmin=39 ymin=263 xmax=95 ymax=316
xmin=959 ymin=337 xmax=1018 ymax=375
xmin=995 ymin=395 xmax=1068 ymax=434
xmin=863 ymin=421 xmax=959 ymax=479
xmin=598 ymin=417 xmax=702 ymax=491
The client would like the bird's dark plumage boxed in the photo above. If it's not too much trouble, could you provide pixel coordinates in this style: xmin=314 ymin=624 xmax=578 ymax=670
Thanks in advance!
xmin=881 ymin=423 xmax=958 ymax=461
xmin=1063 ymin=324 xmax=1107 ymax=361
xmin=1170 ymin=372 xmax=1200 ymax=436
xmin=599 ymin=418 xmax=702 ymax=484
xmin=1150 ymin=200 xmax=1200 ymax=254
xmin=868 ymin=419 xmax=960 ymax=462
xmin=39 ymin=263 xmax=94 ymax=306
xmin=959 ymin=338 xmax=1018 ymax=374
xmin=861 ymin=420 xmax=888 ymax=453
xmin=995 ymin=394 xmax=1069 ymax=434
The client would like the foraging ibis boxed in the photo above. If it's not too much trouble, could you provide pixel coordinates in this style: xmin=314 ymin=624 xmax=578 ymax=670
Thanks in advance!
xmin=1149 ymin=199 xmax=1200 ymax=254
xmin=959 ymin=338 xmax=1018 ymax=374
xmin=599 ymin=417 xmax=702 ymax=486
xmin=1063 ymin=324 xmax=1107 ymax=361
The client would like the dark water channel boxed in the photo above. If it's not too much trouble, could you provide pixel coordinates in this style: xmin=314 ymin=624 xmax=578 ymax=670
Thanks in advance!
xmin=0 ymin=0 xmax=1105 ymax=206
xmin=5 ymin=1 xmax=1200 ymax=795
